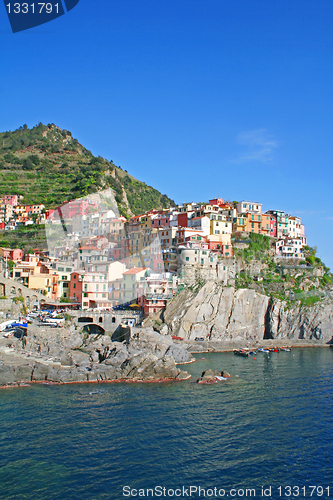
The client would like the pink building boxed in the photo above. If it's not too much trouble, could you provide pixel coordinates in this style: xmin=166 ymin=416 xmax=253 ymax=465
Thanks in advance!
xmin=0 ymin=195 xmax=18 ymax=206
xmin=208 ymin=241 xmax=232 ymax=256
xmin=0 ymin=247 xmax=25 ymax=261
xmin=150 ymin=212 xmax=170 ymax=228
xmin=53 ymin=199 xmax=99 ymax=220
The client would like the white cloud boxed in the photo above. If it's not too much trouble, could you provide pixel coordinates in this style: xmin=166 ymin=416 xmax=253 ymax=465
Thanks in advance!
xmin=233 ymin=129 xmax=278 ymax=163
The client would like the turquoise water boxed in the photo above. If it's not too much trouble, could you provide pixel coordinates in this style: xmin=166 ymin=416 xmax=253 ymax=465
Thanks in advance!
xmin=0 ymin=348 xmax=332 ymax=500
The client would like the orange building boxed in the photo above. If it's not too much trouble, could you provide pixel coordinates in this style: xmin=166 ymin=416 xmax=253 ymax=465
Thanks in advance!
xmin=260 ymin=214 xmax=271 ymax=236
xmin=246 ymin=213 xmax=261 ymax=234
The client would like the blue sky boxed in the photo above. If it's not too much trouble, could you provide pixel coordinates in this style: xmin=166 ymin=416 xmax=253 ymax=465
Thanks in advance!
xmin=1 ymin=0 xmax=333 ymax=268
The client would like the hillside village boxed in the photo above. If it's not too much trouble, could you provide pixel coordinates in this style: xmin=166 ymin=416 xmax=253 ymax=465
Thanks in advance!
xmin=1 ymin=191 xmax=324 ymax=318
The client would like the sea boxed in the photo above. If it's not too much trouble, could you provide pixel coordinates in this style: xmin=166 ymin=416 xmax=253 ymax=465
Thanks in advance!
xmin=0 ymin=347 xmax=332 ymax=500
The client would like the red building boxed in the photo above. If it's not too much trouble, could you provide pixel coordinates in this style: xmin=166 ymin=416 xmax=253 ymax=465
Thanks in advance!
xmin=266 ymin=213 xmax=277 ymax=237
xmin=69 ymin=272 xmax=83 ymax=304
xmin=177 ymin=213 xmax=188 ymax=228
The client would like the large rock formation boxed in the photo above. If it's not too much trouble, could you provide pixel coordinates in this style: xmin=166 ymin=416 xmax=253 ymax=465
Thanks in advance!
xmin=0 ymin=327 xmax=192 ymax=387
xmin=163 ymin=283 xmax=333 ymax=344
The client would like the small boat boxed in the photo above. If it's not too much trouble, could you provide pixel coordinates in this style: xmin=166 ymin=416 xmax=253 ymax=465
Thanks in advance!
xmin=280 ymin=347 xmax=291 ymax=352
xmin=267 ymin=347 xmax=279 ymax=352
xmin=258 ymin=348 xmax=270 ymax=353
xmin=233 ymin=349 xmax=249 ymax=357
xmin=12 ymin=322 xmax=28 ymax=329
xmin=0 ymin=320 xmax=16 ymax=332
xmin=241 ymin=348 xmax=257 ymax=354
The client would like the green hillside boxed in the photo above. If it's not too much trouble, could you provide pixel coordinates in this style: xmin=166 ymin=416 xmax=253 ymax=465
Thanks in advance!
xmin=0 ymin=123 xmax=175 ymax=217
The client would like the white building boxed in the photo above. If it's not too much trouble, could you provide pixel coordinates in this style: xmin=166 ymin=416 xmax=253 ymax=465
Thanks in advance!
xmin=237 ymin=201 xmax=262 ymax=215
xmin=288 ymin=216 xmax=302 ymax=239
xmin=275 ymin=238 xmax=304 ymax=259
xmin=188 ymin=216 xmax=210 ymax=236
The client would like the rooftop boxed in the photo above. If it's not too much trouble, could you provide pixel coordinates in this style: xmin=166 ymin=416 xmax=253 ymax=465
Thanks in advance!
xmin=123 ymin=267 xmax=147 ymax=275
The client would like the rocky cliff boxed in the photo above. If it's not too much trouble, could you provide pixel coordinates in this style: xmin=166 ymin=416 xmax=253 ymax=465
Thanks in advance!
xmin=163 ymin=282 xmax=333 ymax=344
xmin=0 ymin=327 xmax=192 ymax=387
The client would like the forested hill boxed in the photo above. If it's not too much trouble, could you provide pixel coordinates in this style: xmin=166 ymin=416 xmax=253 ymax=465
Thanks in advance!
xmin=0 ymin=123 xmax=175 ymax=217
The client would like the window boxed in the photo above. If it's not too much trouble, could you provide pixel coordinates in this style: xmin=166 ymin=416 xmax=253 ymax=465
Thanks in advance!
xmin=63 ymin=283 xmax=69 ymax=288
xmin=186 ymin=257 xmax=189 ymax=261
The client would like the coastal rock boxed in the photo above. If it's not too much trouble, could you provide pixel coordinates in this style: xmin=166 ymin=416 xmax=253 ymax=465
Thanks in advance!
xmin=0 ymin=326 xmax=191 ymax=386
xmin=197 ymin=369 xmax=231 ymax=384
xmin=163 ymin=284 xmax=333 ymax=344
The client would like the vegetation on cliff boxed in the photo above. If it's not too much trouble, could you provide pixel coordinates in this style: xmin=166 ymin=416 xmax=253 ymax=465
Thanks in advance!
xmin=233 ymin=233 xmax=332 ymax=306
xmin=0 ymin=123 xmax=175 ymax=216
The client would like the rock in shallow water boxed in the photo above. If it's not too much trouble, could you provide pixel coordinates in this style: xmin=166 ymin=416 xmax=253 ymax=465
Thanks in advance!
xmin=197 ymin=369 xmax=231 ymax=384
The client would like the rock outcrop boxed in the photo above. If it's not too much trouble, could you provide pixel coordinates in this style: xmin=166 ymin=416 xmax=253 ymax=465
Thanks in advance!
xmin=163 ymin=283 xmax=333 ymax=344
xmin=197 ymin=369 xmax=231 ymax=384
xmin=0 ymin=327 xmax=193 ymax=387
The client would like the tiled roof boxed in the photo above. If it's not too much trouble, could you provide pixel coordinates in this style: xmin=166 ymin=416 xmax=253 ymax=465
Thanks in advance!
xmin=123 ymin=267 xmax=147 ymax=275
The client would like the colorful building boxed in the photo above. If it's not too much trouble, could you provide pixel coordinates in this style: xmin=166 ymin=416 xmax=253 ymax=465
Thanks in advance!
xmin=275 ymin=238 xmax=304 ymax=259
xmin=237 ymin=201 xmax=262 ymax=215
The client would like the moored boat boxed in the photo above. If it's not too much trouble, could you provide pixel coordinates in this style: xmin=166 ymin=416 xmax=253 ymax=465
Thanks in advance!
xmin=258 ymin=348 xmax=270 ymax=353
xmin=233 ymin=349 xmax=249 ymax=357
